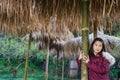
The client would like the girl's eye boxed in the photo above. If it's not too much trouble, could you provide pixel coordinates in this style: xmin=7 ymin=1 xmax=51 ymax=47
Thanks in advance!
xmin=99 ymin=45 xmax=102 ymax=47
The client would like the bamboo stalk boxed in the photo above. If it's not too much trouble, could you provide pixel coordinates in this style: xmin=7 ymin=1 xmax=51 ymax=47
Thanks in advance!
xmin=62 ymin=51 xmax=64 ymax=80
xmin=55 ymin=50 xmax=59 ymax=80
xmin=45 ymin=21 xmax=50 ymax=80
xmin=23 ymin=33 xmax=31 ymax=80
xmin=45 ymin=37 xmax=49 ymax=80
xmin=81 ymin=0 xmax=89 ymax=80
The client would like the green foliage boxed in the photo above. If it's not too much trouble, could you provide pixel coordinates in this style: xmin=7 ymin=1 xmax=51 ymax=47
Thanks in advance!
xmin=0 ymin=35 xmax=27 ymax=57
xmin=36 ymin=50 xmax=46 ymax=62
xmin=112 ymin=23 xmax=120 ymax=37
xmin=73 ymin=30 xmax=79 ymax=37
xmin=114 ymin=32 xmax=120 ymax=38
xmin=109 ymin=69 xmax=119 ymax=80
xmin=0 ymin=32 xmax=120 ymax=80
xmin=113 ymin=45 xmax=120 ymax=51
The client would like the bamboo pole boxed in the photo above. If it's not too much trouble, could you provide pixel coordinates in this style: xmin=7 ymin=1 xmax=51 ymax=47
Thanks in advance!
xmin=23 ymin=33 xmax=31 ymax=80
xmin=55 ymin=50 xmax=59 ymax=80
xmin=81 ymin=0 xmax=89 ymax=80
xmin=61 ymin=51 xmax=64 ymax=80
xmin=45 ymin=20 xmax=50 ymax=80
xmin=45 ymin=36 xmax=50 ymax=80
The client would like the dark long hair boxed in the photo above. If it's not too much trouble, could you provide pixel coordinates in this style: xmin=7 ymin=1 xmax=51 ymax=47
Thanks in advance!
xmin=89 ymin=38 xmax=106 ymax=56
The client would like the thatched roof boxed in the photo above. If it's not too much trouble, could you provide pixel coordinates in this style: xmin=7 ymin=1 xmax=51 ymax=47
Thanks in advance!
xmin=22 ymin=26 xmax=74 ymax=43
xmin=60 ymin=31 xmax=120 ymax=59
xmin=22 ymin=31 xmax=120 ymax=60
xmin=0 ymin=0 xmax=120 ymax=35
xmin=54 ymin=31 xmax=120 ymax=60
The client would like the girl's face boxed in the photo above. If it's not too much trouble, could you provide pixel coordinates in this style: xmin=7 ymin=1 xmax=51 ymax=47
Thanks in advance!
xmin=93 ymin=41 xmax=102 ymax=55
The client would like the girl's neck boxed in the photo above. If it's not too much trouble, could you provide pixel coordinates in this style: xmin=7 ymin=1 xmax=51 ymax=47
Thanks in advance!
xmin=94 ymin=52 xmax=100 ymax=56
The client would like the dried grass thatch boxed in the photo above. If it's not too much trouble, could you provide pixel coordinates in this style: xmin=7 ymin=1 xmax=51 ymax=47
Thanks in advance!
xmin=61 ymin=31 xmax=120 ymax=59
xmin=0 ymin=0 xmax=120 ymax=35
xmin=22 ymin=25 xmax=74 ymax=51
xmin=23 ymin=31 xmax=120 ymax=60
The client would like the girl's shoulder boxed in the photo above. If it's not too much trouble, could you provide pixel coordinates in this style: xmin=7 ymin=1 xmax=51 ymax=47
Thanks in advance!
xmin=102 ymin=52 xmax=116 ymax=66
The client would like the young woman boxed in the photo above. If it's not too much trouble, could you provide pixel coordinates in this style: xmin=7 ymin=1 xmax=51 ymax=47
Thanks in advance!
xmin=77 ymin=38 xmax=115 ymax=80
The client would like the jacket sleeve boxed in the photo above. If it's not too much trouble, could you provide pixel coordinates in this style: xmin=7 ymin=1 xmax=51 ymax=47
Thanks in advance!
xmin=86 ymin=58 xmax=110 ymax=74
xmin=76 ymin=58 xmax=81 ymax=68
xmin=103 ymin=52 xmax=116 ymax=66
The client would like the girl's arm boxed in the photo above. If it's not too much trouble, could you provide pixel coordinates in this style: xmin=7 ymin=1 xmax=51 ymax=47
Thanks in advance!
xmin=76 ymin=58 xmax=81 ymax=67
xmin=76 ymin=53 xmax=82 ymax=67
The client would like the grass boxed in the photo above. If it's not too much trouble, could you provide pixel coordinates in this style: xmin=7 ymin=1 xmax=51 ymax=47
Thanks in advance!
xmin=0 ymin=61 xmax=79 ymax=80
xmin=0 ymin=63 xmax=119 ymax=80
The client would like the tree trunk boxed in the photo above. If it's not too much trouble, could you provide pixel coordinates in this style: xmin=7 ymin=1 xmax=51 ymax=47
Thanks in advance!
xmin=24 ymin=33 xmax=31 ymax=80
xmin=13 ymin=70 xmax=17 ymax=78
xmin=81 ymin=0 xmax=89 ymax=80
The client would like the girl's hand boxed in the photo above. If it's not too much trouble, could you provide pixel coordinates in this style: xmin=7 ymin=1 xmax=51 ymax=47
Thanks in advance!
xmin=78 ymin=51 xmax=83 ymax=60
xmin=78 ymin=51 xmax=90 ymax=63
xmin=85 ymin=57 xmax=90 ymax=63
xmin=79 ymin=53 xmax=82 ymax=60
xmin=83 ymin=55 xmax=89 ymax=63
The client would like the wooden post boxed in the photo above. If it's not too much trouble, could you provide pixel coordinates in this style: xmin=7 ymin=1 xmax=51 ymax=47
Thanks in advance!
xmin=24 ymin=33 xmax=31 ymax=80
xmin=55 ymin=50 xmax=59 ymax=80
xmin=81 ymin=0 xmax=89 ymax=80
xmin=45 ymin=36 xmax=50 ymax=80
xmin=62 ymin=51 xmax=64 ymax=80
